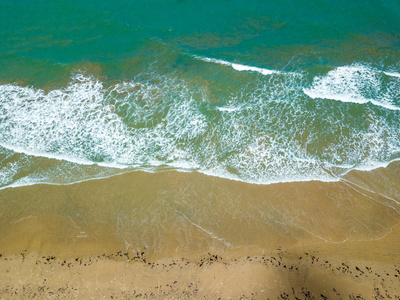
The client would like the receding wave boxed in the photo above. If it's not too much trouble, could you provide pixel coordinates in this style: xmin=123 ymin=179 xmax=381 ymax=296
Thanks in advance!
xmin=0 ymin=142 xmax=129 ymax=169
xmin=0 ymin=145 xmax=129 ymax=191
xmin=1 ymin=66 xmax=400 ymax=188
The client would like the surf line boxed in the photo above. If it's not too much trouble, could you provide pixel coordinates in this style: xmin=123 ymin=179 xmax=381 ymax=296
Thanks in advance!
xmin=193 ymin=55 xmax=279 ymax=76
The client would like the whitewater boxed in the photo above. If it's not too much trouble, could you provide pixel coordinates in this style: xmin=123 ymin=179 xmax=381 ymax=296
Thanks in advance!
xmin=1 ymin=60 xmax=400 ymax=189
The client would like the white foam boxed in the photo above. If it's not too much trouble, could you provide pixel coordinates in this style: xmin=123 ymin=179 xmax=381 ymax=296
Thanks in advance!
xmin=0 ymin=167 xmax=134 ymax=191
xmin=217 ymin=106 xmax=241 ymax=112
xmin=0 ymin=75 xmax=138 ymax=167
xmin=342 ymin=158 xmax=400 ymax=173
xmin=168 ymin=160 xmax=199 ymax=171
xmin=194 ymin=56 xmax=278 ymax=75
xmin=0 ymin=72 xmax=211 ymax=187
xmin=0 ymin=160 xmax=20 ymax=187
xmin=304 ymin=88 xmax=369 ymax=104
xmin=199 ymin=167 xmax=340 ymax=186
xmin=384 ymin=71 xmax=400 ymax=78
xmin=231 ymin=63 xmax=276 ymax=75
xmin=304 ymin=64 xmax=400 ymax=111
xmin=0 ymin=142 xmax=98 ymax=166
xmin=1 ymin=67 xmax=400 ymax=189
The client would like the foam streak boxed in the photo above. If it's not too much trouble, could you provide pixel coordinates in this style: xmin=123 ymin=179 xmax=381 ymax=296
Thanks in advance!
xmin=194 ymin=56 xmax=278 ymax=75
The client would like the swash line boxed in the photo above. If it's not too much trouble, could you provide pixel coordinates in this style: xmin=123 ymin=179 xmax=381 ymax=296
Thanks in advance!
xmin=175 ymin=209 xmax=232 ymax=248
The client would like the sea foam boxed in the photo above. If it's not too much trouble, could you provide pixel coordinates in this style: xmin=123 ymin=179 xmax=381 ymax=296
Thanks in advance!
xmin=384 ymin=71 xmax=400 ymax=78
xmin=193 ymin=56 xmax=279 ymax=75
xmin=1 ymin=68 xmax=400 ymax=188
xmin=304 ymin=64 xmax=400 ymax=110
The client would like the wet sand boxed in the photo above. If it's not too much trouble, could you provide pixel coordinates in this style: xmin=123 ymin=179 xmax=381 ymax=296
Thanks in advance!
xmin=0 ymin=161 xmax=400 ymax=298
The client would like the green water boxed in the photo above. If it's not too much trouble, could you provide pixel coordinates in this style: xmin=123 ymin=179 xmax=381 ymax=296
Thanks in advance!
xmin=0 ymin=0 xmax=400 ymax=188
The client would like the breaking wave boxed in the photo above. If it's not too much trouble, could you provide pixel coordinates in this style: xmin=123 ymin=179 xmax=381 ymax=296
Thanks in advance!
xmin=1 ymin=63 xmax=400 ymax=188
xmin=304 ymin=64 xmax=400 ymax=111
xmin=193 ymin=55 xmax=279 ymax=75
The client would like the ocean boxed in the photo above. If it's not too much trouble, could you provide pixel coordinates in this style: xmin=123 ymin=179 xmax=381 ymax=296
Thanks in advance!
xmin=1 ymin=0 xmax=400 ymax=256
xmin=1 ymin=0 xmax=400 ymax=188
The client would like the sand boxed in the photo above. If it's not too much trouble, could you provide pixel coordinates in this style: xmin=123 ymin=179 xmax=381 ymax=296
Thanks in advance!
xmin=0 ymin=162 xmax=400 ymax=298
xmin=1 ymin=238 xmax=400 ymax=299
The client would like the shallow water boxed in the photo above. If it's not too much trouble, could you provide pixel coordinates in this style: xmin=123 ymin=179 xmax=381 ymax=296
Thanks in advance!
xmin=0 ymin=162 xmax=399 ymax=259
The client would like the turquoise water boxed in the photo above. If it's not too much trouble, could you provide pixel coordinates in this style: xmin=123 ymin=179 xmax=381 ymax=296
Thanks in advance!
xmin=1 ymin=0 xmax=400 ymax=188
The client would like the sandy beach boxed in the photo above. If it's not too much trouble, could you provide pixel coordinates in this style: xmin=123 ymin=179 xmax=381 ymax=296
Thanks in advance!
xmin=0 ymin=162 xmax=400 ymax=298
xmin=0 ymin=224 xmax=400 ymax=299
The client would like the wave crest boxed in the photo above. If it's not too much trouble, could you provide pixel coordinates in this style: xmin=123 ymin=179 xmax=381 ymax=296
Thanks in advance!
xmin=303 ymin=64 xmax=400 ymax=110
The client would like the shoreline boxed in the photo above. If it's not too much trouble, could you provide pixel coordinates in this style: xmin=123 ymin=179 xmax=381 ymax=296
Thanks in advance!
xmin=0 ymin=161 xmax=399 ymax=298
xmin=3 ymin=155 xmax=400 ymax=193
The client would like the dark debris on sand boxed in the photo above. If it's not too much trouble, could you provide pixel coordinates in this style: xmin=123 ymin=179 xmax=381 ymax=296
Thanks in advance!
xmin=0 ymin=249 xmax=399 ymax=299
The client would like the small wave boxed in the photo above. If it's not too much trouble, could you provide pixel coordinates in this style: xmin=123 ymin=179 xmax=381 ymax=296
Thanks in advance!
xmin=0 ymin=168 xmax=132 ymax=191
xmin=199 ymin=168 xmax=339 ymax=185
xmin=384 ymin=71 xmax=400 ymax=78
xmin=217 ymin=106 xmax=241 ymax=112
xmin=193 ymin=55 xmax=278 ymax=75
xmin=303 ymin=89 xmax=400 ymax=111
xmin=0 ymin=142 xmax=130 ymax=169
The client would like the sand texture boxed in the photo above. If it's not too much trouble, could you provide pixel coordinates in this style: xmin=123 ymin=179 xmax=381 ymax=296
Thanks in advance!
xmin=0 ymin=246 xmax=399 ymax=299
xmin=0 ymin=162 xmax=400 ymax=298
